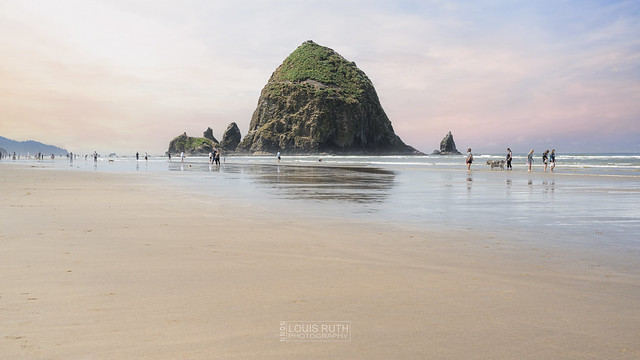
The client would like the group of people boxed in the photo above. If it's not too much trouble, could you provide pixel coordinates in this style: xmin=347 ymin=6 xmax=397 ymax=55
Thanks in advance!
xmin=135 ymin=152 xmax=149 ymax=161
xmin=1 ymin=151 xmax=17 ymax=160
xmin=526 ymin=149 xmax=556 ymax=172
xmin=209 ymin=147 xmax=221 ymax=166
xmin=466 ymin=148 xmax=556 ymax=172
xmin=161 ymin=150 xmax=218 ymax=164
xmin=0 ymin=152 xmax=51 ymax=160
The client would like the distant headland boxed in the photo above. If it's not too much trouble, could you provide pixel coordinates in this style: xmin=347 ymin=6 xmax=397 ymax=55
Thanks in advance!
xmin=0 ymin=136 xmax=68 ymax=156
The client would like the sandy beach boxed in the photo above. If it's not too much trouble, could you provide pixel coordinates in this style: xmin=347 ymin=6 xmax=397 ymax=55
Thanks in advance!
xmin=1 ymin=164 xmax=639 ymax=359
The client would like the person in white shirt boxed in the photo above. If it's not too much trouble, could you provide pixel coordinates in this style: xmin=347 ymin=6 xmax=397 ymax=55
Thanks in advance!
xmin=465 ymin=148 xmax=473 ymax=170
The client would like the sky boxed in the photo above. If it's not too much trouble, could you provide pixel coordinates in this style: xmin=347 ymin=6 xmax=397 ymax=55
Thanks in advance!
xmin=1 ymin=0 xmax=639 ymax=155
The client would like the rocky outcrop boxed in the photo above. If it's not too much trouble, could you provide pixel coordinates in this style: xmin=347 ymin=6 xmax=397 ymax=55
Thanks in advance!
xmin=220 ymin=122 xmax=242 ymax=151
xmin=167 ymin=132 xmax=217 ymax=155
xmin=203 ymin=127 xmax=218 ymax=143
xmin=237 ymin=40 xmax=420 ymax=155
xmin=432 ymin=131 xmax=461 ymax=155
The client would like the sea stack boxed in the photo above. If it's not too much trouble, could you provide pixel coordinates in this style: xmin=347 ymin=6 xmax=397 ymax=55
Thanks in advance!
xmin=167 ymin=131 xmax=217 ymax=155
xmin=432 ymin=131 xmax=461 ymax=155
xmin=237 ymin=40 xmax=420 ymax=155
xmin=220 ymin=122 xmax=242 ymax=151
xmin=203 ymin=127 xmax=218 ymax=143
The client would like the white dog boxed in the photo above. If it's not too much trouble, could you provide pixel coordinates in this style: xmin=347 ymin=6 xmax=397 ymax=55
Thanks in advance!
xmin=486 ymin=160 xmax=505 ymax=170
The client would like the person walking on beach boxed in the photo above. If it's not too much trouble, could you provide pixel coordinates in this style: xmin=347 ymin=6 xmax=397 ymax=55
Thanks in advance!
xmin=214 ymin=148 xmax=221 ymax=166
xmin=527 ymin=149 xmax=534 ymax=171
xmin=506 ymin=148 xmax=513 ymax=170
xmin=136 ymin=152 xmax=139 ymax=161
xmin=180 ymin=151 xmax=185 ymax=163
xmin=144 ymin=152 xmax=148 ymax=162
xmin=550 ymin=149 xmax=556 ymax=172
xmin=209 ymin=151 xmax=213 ymax=164
xmin=542 ymin=150 xmax=549 ymax=172
xmin=277 ymin=151 xmax=281 ymax=163
xmin=93 ymin=151 xmax=98 ymax=162
xmin=168 ymin=152 xmax=171 ymax=162
xmin=466 ymin=148 xmax=473 ymax=170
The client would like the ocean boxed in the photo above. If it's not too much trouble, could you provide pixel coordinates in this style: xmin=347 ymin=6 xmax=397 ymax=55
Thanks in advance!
xmin=4 ymin=153 xmax=639 ymax=254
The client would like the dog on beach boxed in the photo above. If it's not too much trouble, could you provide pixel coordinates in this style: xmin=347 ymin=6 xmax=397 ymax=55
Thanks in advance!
xmin=486 ymin=160 xmax=505 ymax=170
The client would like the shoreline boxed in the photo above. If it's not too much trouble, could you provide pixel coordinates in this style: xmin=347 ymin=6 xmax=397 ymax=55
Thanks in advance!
xmin=3 ymin=161 xmax=640 ymax=248
xmin=1 ymin=165 xmax=639 ymax=359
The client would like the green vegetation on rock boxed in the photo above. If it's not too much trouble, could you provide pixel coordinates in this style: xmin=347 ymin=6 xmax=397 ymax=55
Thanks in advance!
xmin=271 ymin=40 xmax=369 ymax=102
xmin=167 ymin=132 xmax=217 ymax=155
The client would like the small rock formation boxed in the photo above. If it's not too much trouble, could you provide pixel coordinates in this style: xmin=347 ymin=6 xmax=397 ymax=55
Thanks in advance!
xmin=432 ymin=131 xmax=461 ymax=155
xmin=237 ymin=40 xmax=420 ymax=155
xmin=167 ymin=132 xmax=218 ymax=155
xmin=220 ymin=122 xmax=242 ymax=151
xmin=203 ymin=127 xmax=218 ymax=143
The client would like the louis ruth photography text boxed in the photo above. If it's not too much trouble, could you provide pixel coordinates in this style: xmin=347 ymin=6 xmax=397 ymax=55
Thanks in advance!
xmin=280 ymin=321 xmax=351 ymax=342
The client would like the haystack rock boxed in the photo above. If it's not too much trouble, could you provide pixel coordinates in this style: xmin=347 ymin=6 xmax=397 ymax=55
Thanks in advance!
xmin=220 ymin=122 xmax=242 ymax=151
xmin=432 ymin=131 xmax=461 ymax=155
xmin=237 ymin=40 xmax=421 ymax=155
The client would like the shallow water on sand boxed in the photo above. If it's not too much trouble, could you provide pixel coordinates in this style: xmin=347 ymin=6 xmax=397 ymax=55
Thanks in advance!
xmin=4 ymin=155 xmax=639 ymax=253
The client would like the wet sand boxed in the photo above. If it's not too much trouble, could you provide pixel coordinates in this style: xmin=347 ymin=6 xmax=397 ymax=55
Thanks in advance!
xmin=1 ymin=165 xmax=639 ymax=359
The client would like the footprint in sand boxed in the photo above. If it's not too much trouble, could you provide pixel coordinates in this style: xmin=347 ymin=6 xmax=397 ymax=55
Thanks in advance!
xmin=5 ymin=335 xmax=24 ymax=340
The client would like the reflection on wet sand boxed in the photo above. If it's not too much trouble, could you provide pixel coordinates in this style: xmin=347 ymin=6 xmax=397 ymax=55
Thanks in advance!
xmin=166 ymin=161 xmax=395 ymax=206
xmin=253 ymin=164 xmax=395 ymax=203
xmin=168 ymin=162 xmax=395 ymax=203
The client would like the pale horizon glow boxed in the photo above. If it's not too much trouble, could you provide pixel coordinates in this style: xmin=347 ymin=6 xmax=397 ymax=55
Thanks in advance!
xmin=1 ymin=0 xmax=639 ymax=155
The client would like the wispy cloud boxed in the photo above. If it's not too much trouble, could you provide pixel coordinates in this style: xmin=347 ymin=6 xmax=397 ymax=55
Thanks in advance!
xmin=0 ymin=0 xmax=638 ymax=154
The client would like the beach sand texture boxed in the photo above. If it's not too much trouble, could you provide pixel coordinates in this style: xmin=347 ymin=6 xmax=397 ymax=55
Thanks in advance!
xmin=1 ymin=165 xmax=639 ymax=359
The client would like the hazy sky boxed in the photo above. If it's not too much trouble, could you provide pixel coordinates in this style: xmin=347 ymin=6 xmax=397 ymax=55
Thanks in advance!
xmin=1 ymin=0 xmax=639 ymax=154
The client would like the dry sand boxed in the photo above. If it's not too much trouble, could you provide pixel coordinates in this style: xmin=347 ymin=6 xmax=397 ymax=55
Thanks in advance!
xmin=1 ymin=165 xmax=639 ymax=359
